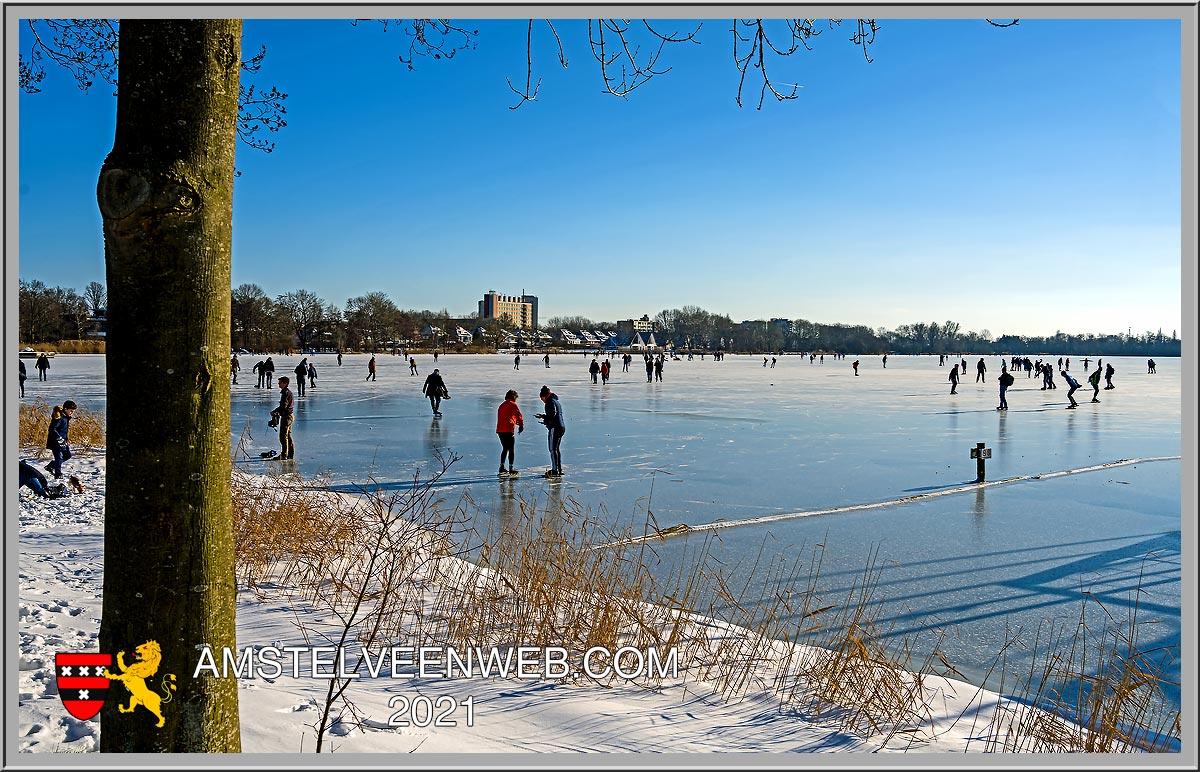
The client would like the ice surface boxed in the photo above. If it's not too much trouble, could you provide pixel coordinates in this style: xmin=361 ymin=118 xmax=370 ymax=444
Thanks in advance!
xmin=26 ymin=352 xmax=1183 ymax=702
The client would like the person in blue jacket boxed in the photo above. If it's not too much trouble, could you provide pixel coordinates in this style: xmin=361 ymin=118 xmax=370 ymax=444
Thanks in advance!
xmin=20 ymin=459 xmax=66 ymax=498
xmin=45 ymin=400 xmax=77 ymax=478
xmin=536 ymin=385 xmax=565 ymax=477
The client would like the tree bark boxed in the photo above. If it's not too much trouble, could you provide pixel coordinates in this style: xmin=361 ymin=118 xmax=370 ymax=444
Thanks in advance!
xmin=97 ymin=19 xmax=241 ymax=752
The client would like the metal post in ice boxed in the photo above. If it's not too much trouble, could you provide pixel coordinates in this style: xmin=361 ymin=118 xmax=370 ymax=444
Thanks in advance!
xmin=970 ymin=442 xmax=991 ymax=483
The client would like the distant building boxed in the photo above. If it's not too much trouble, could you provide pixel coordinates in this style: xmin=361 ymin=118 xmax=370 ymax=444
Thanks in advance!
xmin=617 ymin=315 xmax=654 ymax=335
xmin=479 ymin=290 xmax=538 ymax=330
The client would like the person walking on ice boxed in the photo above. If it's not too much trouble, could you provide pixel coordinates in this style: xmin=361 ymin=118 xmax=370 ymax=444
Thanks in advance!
xmin=294 ymin=358 xmax=308 ymax=396
xmin=1062 ymin=369 xmax=1082 ymax=409
xmin=366 ymin=355 xmax=377 ymax=381
xmin=852 ymin=359 xmax=860 ymax=376
xmin=410 ymin=357 xmax=418 ymax=376
xmin=36 ymin=353 xmax=50 ymax=381
xmin=1087 ymin=366 xmax=1102 ymax=403
xmin=544 ymin=353 xmax=551 ymax=368
xmin=423 ymin=368 xmax=449 ymax=416
xmin=535 ymin=385 xmax=565 ymax=478
xmin=1148 ymin=359 xmax=1156 ymax=374
xmin=230 ymin=354 xmax=240 ymax=385
xmin=998 ymin=367 xmax=1014 ymax=410
xmin=514 ymin=354 xmax=521 ymax=370
xmin=976 ymin=358 xmax=987 ymax=382
xmin=589 ymin=357 xmax=600 ymax=384
xmin=1104 ymin=362 xmax=1116 ymax=390
xmin=496 ymin=389 xmax=524 ymax=478
xmin=19 ymin=360 xmax=27 ymax=397
xmin=949 ymin=363 xmax=960 ymax=394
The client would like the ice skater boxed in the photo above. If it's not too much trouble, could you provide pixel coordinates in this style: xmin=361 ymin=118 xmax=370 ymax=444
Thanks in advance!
xmin=654 ymin=355 xmax=665 ymax=382
xmin=19 ymin=360 xmax=27 ymax=397
xmin=253 ymin=360 xmax=265 ymax=388
xmin=949 ymin=364 xmax=960 ymax=394
xmin=337 ymin=351 xmax=343 ymax=366
xmin=544 ymin=354 xmax=551 ymax=368
xmin=1104 ymin=362 xmax=1116 ymax=390
xmin=230 ymin=355 xmax=240 ymax=385
xmin=535 ymin=385 xmax=565 ymax=478
xmin=882 ymin=354 xmax=888 ymax=368
xmin=1062 ymin=369 xmax=1081 ymax=408
xmin=423 ymin=368 xmax=449 ymax=416
xmin=645 ymin=355 xmax=654 ymax=383
xmin=514 ymin=354 xmax=521 ymax=370
xmin=852 ymin=359 xmax=859 ymax=376
xmin=270 ymin=376 xmax=295 ymax=459
xmin=976 ymin=358 xmax=987 ymax=383
xmin=1087 ymin=366 xmax=1102 ymax=402
xmin=308 ymin=361 xmax=317 ymax=389
xmin=410 ymin=357 xmax=418 ymax=376
xmin=264 ymin=357 xmax=275 ymax=386
xmin=366 ymin=355 xmax=377 ymax=381
xmin=36 ymin=353 xmax=50 ymax=381
xmin=1148 ymin=359 xmax=1156 ymax=374
xmin=496 ymin=389 xmax=524 ymax=478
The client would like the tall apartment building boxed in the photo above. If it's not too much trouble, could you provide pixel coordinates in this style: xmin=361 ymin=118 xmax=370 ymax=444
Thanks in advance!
xmin=479 ymin=290 xmax=539 ymax=330
xmin=617 ymin=315 xmax=655 ymax=334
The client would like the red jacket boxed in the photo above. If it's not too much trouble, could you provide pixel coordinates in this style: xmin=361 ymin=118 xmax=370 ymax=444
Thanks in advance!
xmin=496 ymin=400 xmax=524 ymax=433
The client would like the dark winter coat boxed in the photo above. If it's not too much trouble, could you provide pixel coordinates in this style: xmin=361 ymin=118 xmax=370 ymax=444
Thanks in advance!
xmin=423 ymin=372 xmax=448 ymax=398
xmin=541 ymin=392 xmax=565 ymax=430
xmin=46 ymin=407 xmax=71 ymax=451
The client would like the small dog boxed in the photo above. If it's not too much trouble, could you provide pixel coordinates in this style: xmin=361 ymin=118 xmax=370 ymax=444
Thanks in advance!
xmin=67 ymin=476 xmax=85 ymax=494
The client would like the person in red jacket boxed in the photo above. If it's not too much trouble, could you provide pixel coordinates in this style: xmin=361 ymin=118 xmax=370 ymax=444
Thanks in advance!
xmin=496 ymin=390 xmax=525 ymax=477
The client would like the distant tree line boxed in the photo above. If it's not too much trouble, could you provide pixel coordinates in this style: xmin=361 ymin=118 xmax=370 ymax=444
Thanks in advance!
xmin=19 ymin=281 xmax=1182 ymax=357
xmin=18 ymin=279 xmax=106 ymax=343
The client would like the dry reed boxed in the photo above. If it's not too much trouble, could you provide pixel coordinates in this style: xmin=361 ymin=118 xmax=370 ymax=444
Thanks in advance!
xmin=230 ymin=464 xmax=1181 ymax=753
xmin=18 ymin=398 xmax=106 ymax=455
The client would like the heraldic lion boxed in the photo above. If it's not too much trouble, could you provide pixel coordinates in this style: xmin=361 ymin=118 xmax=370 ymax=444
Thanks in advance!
xmin=105 ymin=640 xmax=177 ymax=727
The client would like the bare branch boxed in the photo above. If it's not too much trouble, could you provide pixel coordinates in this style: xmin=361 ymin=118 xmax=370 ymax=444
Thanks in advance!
xmin=21 ymin=19 xmax=289 ymax=154
xmin=353 ymin=18 xmax=478 ymax=70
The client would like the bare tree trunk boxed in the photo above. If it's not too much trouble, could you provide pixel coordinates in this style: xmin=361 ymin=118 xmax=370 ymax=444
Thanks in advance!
xmin=97 ymin=19 xmax=241 ymax=752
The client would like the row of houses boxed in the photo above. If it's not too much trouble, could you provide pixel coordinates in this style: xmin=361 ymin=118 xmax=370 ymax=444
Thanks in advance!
xmin=415 ymin=324 xmax=672 ymax=351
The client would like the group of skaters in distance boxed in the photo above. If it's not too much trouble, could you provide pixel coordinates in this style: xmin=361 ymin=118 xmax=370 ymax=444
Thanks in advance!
xmin=941 ymin=354 xmax=1133 ymax=410
xmin=218 ymin=348 xmax=1164 ymax=476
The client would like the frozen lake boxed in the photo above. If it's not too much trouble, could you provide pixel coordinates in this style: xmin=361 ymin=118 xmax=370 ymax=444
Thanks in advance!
xmin=25 ymin=352 xmax=1183 ymax=702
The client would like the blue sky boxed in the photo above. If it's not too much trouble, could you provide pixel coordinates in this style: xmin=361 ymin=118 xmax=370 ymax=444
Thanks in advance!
xmin=17 ymin=16 xmax=1183 ymax=337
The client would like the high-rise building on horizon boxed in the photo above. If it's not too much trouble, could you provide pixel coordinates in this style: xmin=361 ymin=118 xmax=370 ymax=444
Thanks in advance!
xmin=479 ymin=290 xmax=538 ymax=330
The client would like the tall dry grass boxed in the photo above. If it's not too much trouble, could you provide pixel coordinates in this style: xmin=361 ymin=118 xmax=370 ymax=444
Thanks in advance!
xmin=19 ymin=339 xmax=106 ymax=354
xmin=18 ymin=398 xmax=106 ymax=455
xmin=230 ymin=464 xmax=1181 ymax=753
